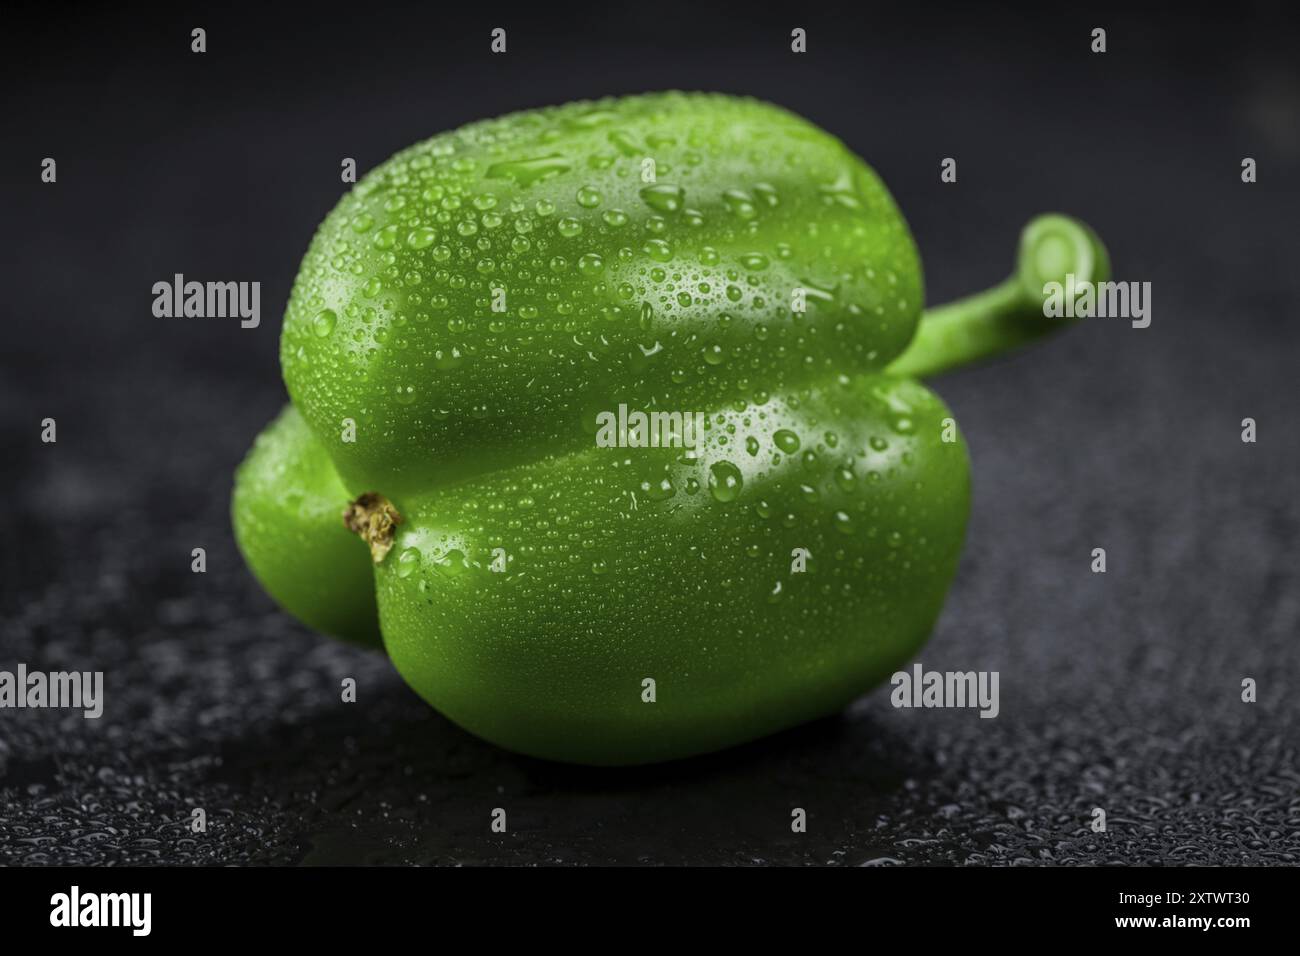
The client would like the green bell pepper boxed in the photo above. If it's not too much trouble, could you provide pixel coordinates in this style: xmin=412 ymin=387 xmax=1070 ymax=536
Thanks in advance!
xmin=232 ymin=92 xmax=1108 ymax=765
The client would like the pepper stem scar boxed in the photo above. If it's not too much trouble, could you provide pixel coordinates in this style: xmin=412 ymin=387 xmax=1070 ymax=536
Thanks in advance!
xmin=343 ymin=492 xmax=403 ymax=563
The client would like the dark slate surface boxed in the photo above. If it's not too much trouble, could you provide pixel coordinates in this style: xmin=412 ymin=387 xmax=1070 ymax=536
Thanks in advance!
xmin=1 ymin=4 xmax=1297 ymax=865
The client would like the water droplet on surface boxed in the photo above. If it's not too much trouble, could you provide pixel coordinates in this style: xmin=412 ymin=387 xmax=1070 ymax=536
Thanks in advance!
xmin=722 ymin=189 xmax=757 ymax=219
xmin=708 ymin=461 xmax=743 ymax=502
xmin=643 ymin=477 xmax=676 ymax=501
xmin=774 ymin=430 xmax=801 ymax=454
xmin=406 ymin=226 xmax=437 ymax=249
xmin=639 ymin=183 xmax=685 ymax=214
xmin=437 ymin=548 xmax=469 ymax=576
xmin=485 ymin=155 xmax=572 ymax=186
xmin=643 ymin=239 xmax=673 ymax=262
xmin=397 ymin=547 xmax=421 ymax=578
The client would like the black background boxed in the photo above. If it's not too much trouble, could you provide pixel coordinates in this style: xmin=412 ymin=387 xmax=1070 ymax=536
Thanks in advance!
xmin=1 ymin=1 xmax=1297 ymax=865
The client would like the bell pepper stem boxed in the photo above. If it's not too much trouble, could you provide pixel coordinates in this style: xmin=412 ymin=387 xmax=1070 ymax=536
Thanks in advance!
xmin=886 ymin=214 xmax=1110 ymax=380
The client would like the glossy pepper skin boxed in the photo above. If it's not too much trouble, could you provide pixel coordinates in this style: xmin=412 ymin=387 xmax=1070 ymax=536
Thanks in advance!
xmin=233 ymin=92 xmax=1109 ymax=765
